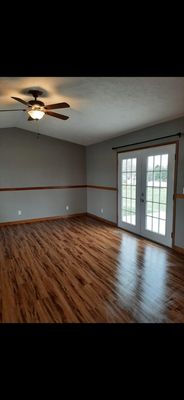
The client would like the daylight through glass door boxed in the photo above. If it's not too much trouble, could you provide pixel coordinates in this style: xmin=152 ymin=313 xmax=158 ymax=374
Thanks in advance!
xmin=121 ymin=157 xmax=137 ymax=226
xmin=145 ymin=154 xmax=168 ymax=235
xmin=118 ymin=143 xmax=175 ymax=247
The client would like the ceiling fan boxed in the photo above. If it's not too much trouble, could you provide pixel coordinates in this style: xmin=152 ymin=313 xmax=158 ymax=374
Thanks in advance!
xmin=0 ymin=90 xmax=70 ymax=121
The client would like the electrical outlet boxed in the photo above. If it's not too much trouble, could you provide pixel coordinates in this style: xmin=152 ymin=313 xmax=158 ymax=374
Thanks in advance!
xmin=18 ymin=210 xmax=22 ymax=216
xmin=66 ymin=205 xmax=69 ymax=211
xmin=101 ymin=208 xmax=103 ymax=214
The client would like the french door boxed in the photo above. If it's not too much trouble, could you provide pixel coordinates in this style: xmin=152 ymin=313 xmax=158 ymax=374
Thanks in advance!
xmin=118 ymin=144 xmax=176 ymax=247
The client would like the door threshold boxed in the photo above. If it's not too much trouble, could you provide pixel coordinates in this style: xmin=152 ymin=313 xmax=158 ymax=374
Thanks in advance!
xmin=118 ymin=224 xmax=173 ymax=251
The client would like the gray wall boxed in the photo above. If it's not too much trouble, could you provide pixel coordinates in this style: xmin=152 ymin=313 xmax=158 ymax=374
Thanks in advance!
xmin=87 ymin=188 xmax=116 ymax=223
xmin=86 ymin=116 xmax=184 ymax=249
xmin=0 ymin=127 xmax=86 ymax=222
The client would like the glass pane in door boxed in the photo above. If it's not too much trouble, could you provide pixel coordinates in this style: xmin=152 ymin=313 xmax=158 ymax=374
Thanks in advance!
xmin=145 ymin=154 xmax=168 ymax=235
xmin=121 ymin=158 xmax=137 ymax=225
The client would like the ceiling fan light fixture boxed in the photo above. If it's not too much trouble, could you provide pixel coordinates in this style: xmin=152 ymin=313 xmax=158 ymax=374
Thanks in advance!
xmin=28 ymin=107 xmax=45 ymax=120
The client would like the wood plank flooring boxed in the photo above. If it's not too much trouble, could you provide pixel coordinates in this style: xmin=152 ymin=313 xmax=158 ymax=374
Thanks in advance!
xmin=0 ymin=216 xmax=184 ymax=323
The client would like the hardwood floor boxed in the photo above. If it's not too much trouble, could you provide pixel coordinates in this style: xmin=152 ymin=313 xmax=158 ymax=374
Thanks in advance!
xmin=0 ymin=215 xmax=184 ymax=323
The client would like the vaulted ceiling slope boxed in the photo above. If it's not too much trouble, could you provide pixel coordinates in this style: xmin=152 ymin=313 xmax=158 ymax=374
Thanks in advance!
xmin=0 ymin=77 xmax=184 ymax=146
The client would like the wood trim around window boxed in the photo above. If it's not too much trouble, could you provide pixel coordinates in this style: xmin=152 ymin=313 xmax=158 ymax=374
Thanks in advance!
xmin=116 ymin=140 xmax=180 ymax=249
xmin=116 ymin=140 xmax=179 ymax=154
xmin=172 ymin=141 xmax=179 ymax=247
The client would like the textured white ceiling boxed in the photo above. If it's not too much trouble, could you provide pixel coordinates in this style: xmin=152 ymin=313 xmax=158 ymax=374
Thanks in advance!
xmin=0 ymin=77 xmax=184 ymax=145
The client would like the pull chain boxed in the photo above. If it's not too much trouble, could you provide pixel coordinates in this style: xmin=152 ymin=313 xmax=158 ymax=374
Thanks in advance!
xmin=36 ymin=119 xmax=40 ymax=139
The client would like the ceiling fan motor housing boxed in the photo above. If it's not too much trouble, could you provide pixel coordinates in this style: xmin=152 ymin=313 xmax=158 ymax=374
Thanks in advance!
xmin=28 ymin=90 xmax=45 ymax=107
xmin=28 ymin=100 xmax=45 ymax=107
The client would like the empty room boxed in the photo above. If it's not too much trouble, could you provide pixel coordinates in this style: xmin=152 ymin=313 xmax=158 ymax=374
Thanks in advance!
xmin=0 ymin=76 xmax=184 ymax=323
